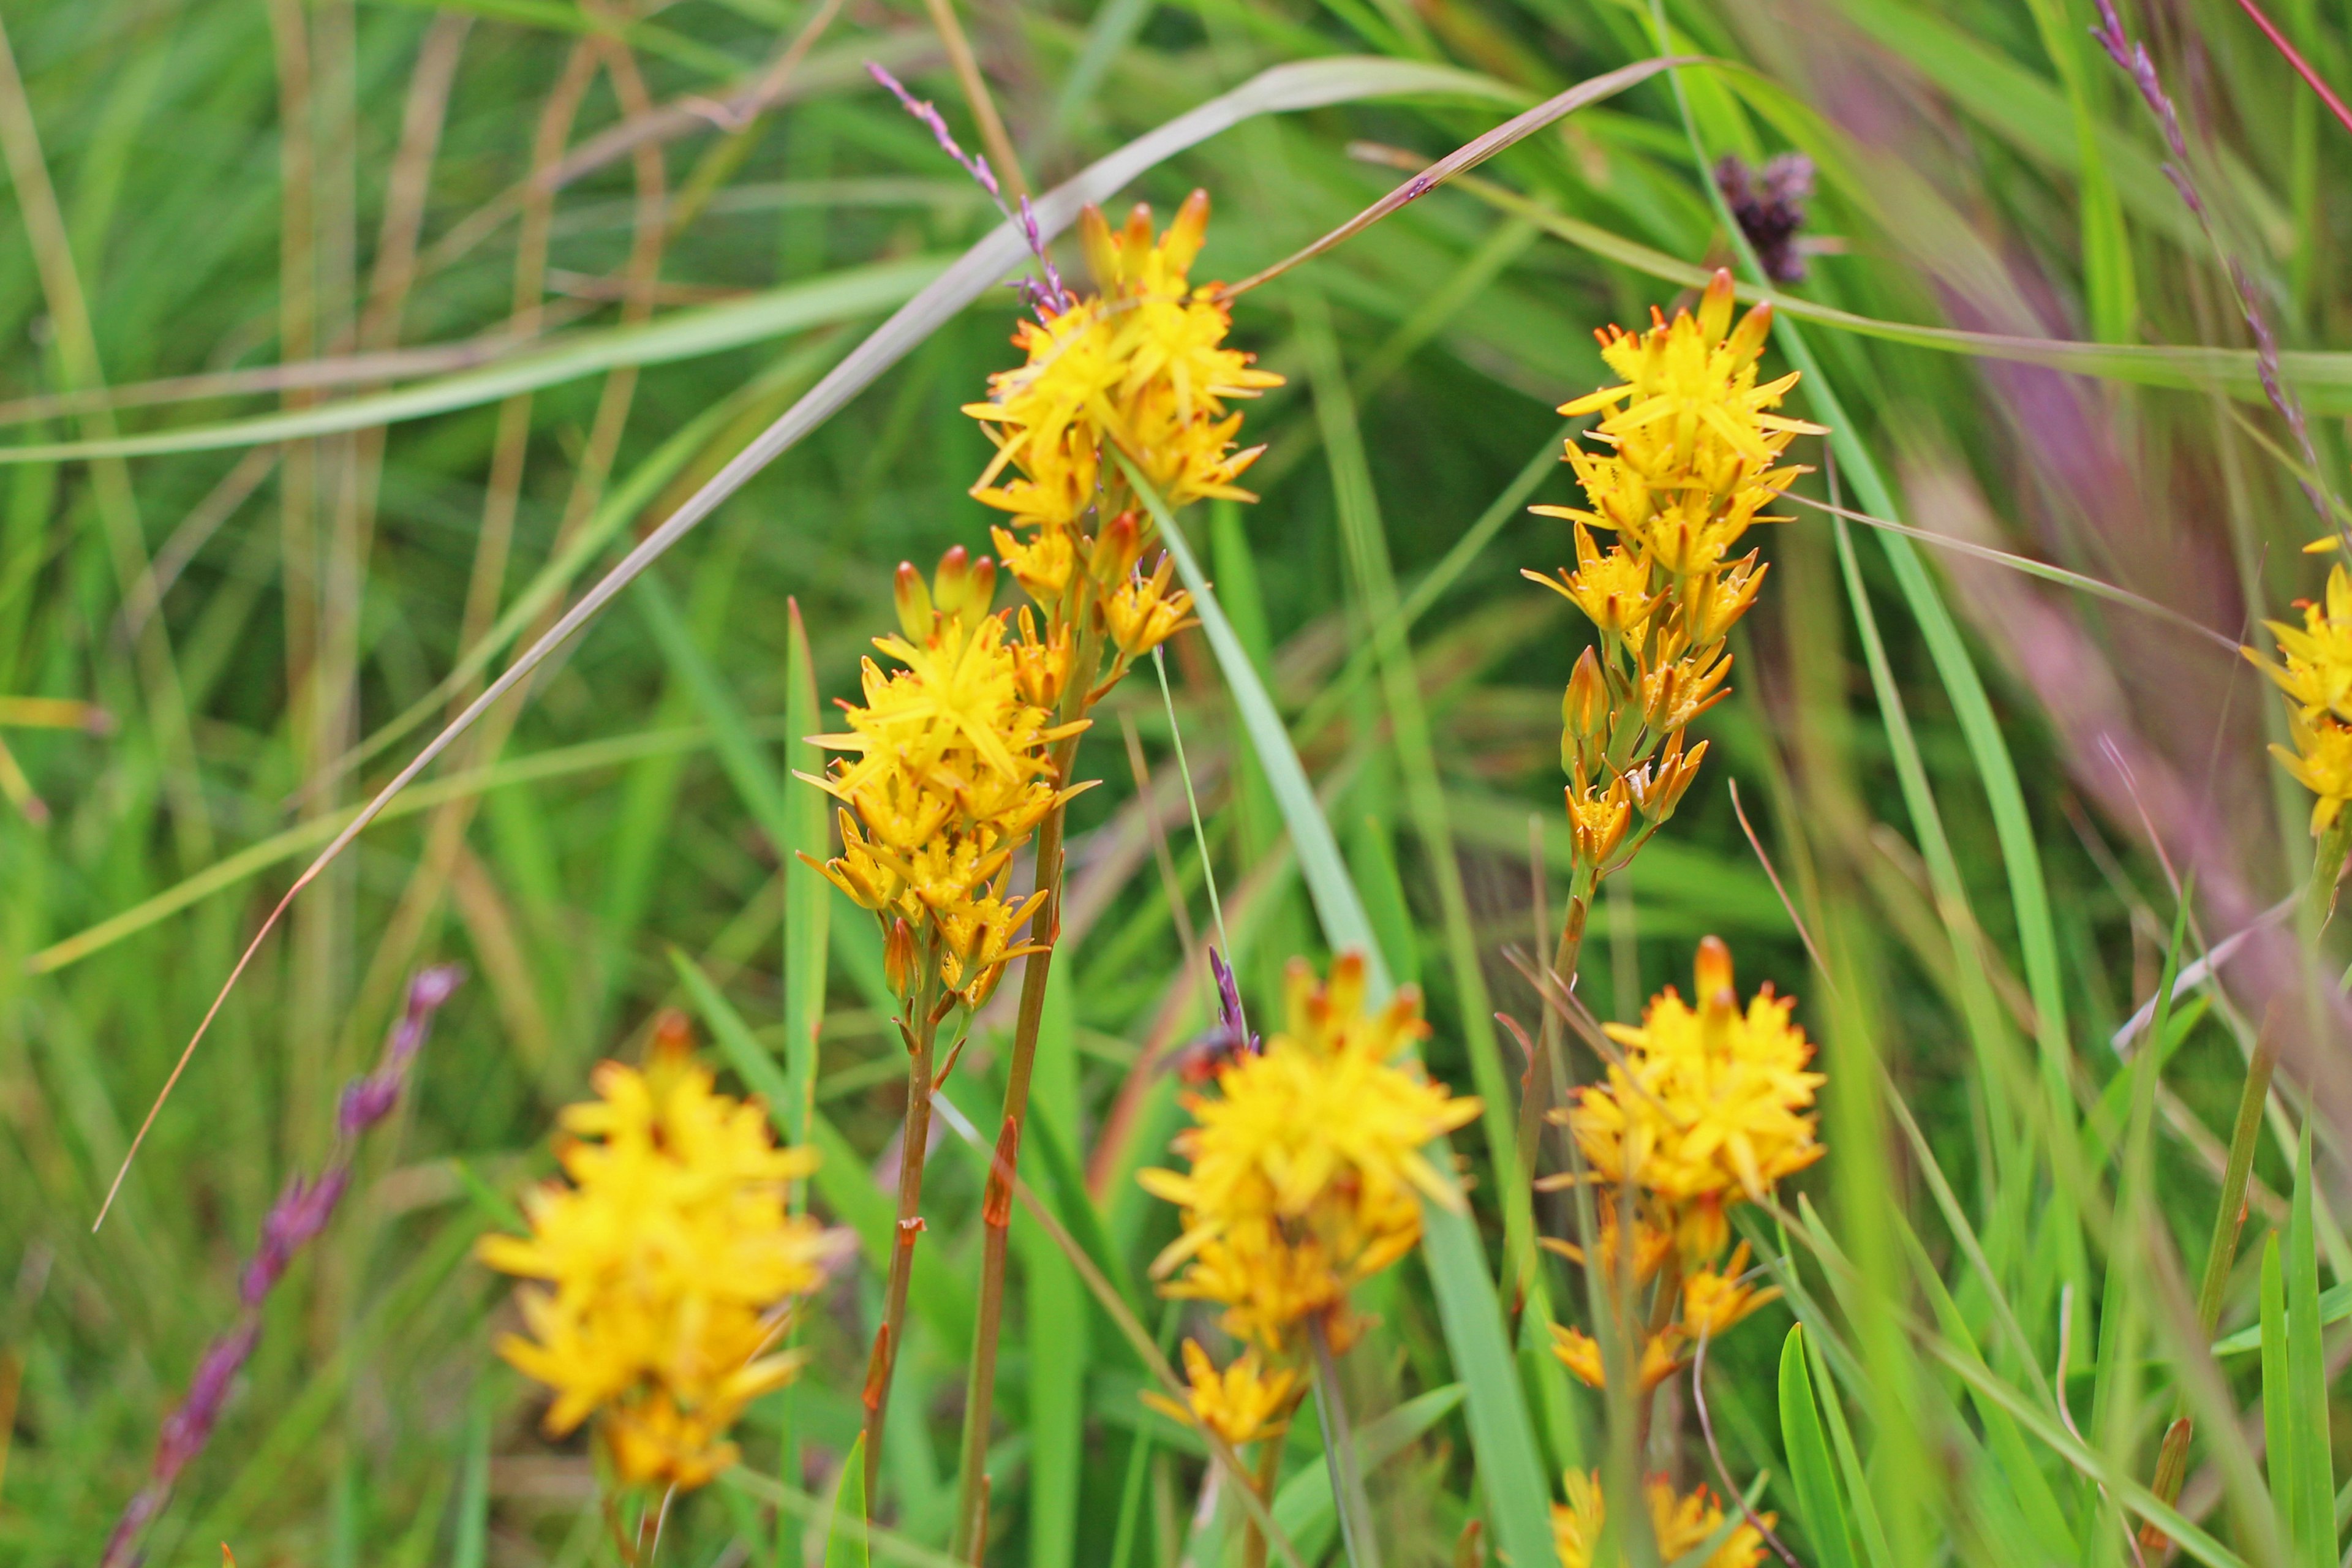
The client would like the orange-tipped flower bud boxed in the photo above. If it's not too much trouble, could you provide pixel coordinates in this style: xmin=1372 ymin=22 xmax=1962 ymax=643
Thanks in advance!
xmin=893 ymin=561 xmax=933 ymax=642
xmin=1697 ymin=267 xmax=1738 ymax=344
xmin=1562 ymin=647 xmax=1611 ymax=777
xmin=885 ymin=917 xmax=917 ymax=1001
xmin=1095 ymin=510 xmax=1147 ymax=584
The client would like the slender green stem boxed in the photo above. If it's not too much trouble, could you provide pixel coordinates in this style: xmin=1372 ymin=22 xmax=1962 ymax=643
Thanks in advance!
xmin=2143 ymin=1015 xmax=2279 ymax=1540
xmin=1309 ymin=1320 xmax=1382 ymax=1568
xmin=1512 ymin=886 xmax=1589 ymax=1313
xmin=1241 ymin=1422 xmax=1287 ymax=1568
xmin=951 ymin=616 xmax=1106 ymax=1561
xmin=861 ymin=935 xmax=946 ymax=1507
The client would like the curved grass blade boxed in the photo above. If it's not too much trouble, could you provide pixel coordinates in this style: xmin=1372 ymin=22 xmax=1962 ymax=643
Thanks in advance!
xmin=1777 ymin=1327 xmax=1863 ymax=1568
xmin=1116 ymin=451 xmax=1557 ymax=1568
xmin=1413 ymin=164 xmax=2352 ymax=412
xmin=90 ymin=51 xmax=1528 ymax=1229
xmin=0 ymin=259 xmax=943 ymax=462
xmin=1219 ymin=55 xmax=1692 ymax=298
xmin=28 ymin=720 xmax=793 ymax=974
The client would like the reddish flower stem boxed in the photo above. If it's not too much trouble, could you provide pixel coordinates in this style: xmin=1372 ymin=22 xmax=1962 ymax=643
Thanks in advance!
xmin=2229 ymin=0 xmax=2352 ymax=140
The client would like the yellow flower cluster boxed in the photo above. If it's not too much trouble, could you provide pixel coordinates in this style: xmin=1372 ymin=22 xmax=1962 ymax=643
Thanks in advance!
xmin=481 ymin=1018 xmax=844 ymax=1490
xmin=1551 ymin=1469 xmax=1769 ymax=1568
xmin=963 ymin=192 xmax=1278 ymax=701
xmin=1139 ymin=955 xmax=1479 ymax=1437
xmin=808 ymin=548 xmax=1088 ymax=1010
xmin=1529 ymin=270 xmax=1821 ymax=889
xmin=1142 ymin=1339 xmax=1299 ymax=1447
xmin=1545 ymin=938 xmax=1820 ymax=1392
xmin=2252 ymin=560 xmax=2352 ymax=835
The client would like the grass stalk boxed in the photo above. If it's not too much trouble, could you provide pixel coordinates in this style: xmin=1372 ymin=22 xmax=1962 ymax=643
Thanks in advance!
xmin=1310 ymin=1320 xmax=1384 ymax=1568
xmin=863 ymin=937 xmax=951 ymax=1508
xmin=951 ymin=608 xmax=1106 ymax=1560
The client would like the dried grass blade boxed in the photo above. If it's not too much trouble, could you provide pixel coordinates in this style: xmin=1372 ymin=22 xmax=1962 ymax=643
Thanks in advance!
xmin=1219 ymin=55 xmax=1692 ymax=300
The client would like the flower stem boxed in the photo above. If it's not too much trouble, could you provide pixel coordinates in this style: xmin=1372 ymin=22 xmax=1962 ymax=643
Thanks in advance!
xmin=1310 ymin=1321 xmax=1383 ymax=1568
xmin=951 ymin=622 xmax=1105 ymax=1561
xmin=862 ymin=937 xmax=946 ymax=1507
xmin=1511 ymin=880 xmax=1591 ymax=1313
xmin=1242 ymin=1426 xmax=1286 ymax=1568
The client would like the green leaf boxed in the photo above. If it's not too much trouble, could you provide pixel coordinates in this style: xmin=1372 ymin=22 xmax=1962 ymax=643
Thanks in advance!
xmin=1778 ymin=1327 xmax=1861 ymax=1568
xmin=1271 ymin=1384 xmax=1468 ymax=1561
xmin=827 ymin=1435 xmax=872 ymax=1568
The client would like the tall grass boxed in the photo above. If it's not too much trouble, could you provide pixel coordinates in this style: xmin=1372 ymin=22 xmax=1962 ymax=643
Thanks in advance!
xmin=0 ymin=0 xmax=2346 ymax=1562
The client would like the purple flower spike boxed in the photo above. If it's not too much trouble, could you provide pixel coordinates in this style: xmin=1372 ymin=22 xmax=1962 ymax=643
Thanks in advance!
xmin=102 ymin=965 xmax=463 ymax=1568
xmin=2085 ymin=0 xmax=2332 ymax=528
xmin=1208 ymin=948 xmax=1259 ymax=1057
xmin=867 ymin=60 xmax=1071 ymax=325
xmin=153 ymin=1322 xmax=260 ymax=1482
xmin=866 ymin=61 xmax=997 ymax=199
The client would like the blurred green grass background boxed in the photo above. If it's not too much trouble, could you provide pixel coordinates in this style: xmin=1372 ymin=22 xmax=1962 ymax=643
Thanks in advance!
xmin=0 ymin=0 xmax=2346 ymax=1560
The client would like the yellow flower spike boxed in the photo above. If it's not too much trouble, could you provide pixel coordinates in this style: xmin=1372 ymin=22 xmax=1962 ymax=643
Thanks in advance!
xmin=1567 ymin=937 xmax=1825 ymax=1239
xmin=965 ymin=192 xmax=1281 ymax=546
xmin=481 ymin=1017 xmax=846 ymax=1491
xmin=1552 ymin=1469 xmax=1771 ymax=1568
xmin=1678 ymin=1241 xmax=1781 ymax=1340
xmin=1142 ymin=1339 xmax=1300 ymax=1447
xmin=1139 ymin=954 xmax=1480 ymax=1352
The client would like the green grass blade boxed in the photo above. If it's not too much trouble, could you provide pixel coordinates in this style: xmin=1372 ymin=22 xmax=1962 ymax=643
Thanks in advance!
xmin=1021 ymin=962 xmax=1088 ymax=1568
xmin=1271 ymin=1384 xmax=1466 ymax=1561
xmin=453 ymin=1381 xmax=492 ymax=1568
xmin=1778 ymin=1326 xmax=1863 ymax=1568
xmin=829 ymin=1434 xmax=873 ymax=1568
xmin=2288 ymin=1123 xmax=2333 ymax=1568
xmin=0 ymin=259 xmax=945 ymax=460
xmin=785 ymin=598 xmax=830 ymax=1167
xmin=2263 ymin=1232 xmax=2295 ymax=1542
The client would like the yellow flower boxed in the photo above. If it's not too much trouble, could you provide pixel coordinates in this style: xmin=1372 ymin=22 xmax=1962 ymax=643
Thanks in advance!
xmin=1535 ymin=1193 xmax=1673 ymax=1287
xmin=1142 ymin=1339 xmax=1300 ymax=1447
xmin=963 ymin=192 xmax=1281 ymax=590
xmin=1139 ymin=954 xmax=1480 ymax=1350
xmin=1523 ymin=524 xmax=1660 ymax=646
xmin=1531 ymin=273 xmax=1824 ymax=891
xmin=2272 ymin=706 xmax=2352 ymax=834
xmin=2254 ymin=562 xmax=2352 ymax=723
xmin=1564 ymin=937 xmax=1823 ymax=1259
xmin=1548 ymin=1324 xmax=1684 ymax=1393
xmin=804 ymin=552 xmax=1090 ymax=1005
xmin=1103 ymin=554 xmax=1197 ymax=664
xmin=1542 ymin=272 xmax=1821 ymax=580
xmin=1679 ymin=1241 xmax=1781 ymax=1340
xmin=1553 ymin=1470 xmax=1770 ymax=1568
xmin=480 ymin=1019 xmax=845 ymax=1490
xmin=1564 ymin=771 xmax=1634 ymax=870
